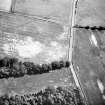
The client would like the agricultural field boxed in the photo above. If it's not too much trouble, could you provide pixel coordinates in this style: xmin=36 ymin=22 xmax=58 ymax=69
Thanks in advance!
xmin=72 ymin=29 xmax=105 ymax=105
xmin=75 ymin=0 xmax=105 ymax=27
xmin=0 ymin=12 xmax=69 ymax=64
xmin=14 ymin=0 xmax=73 ymax=25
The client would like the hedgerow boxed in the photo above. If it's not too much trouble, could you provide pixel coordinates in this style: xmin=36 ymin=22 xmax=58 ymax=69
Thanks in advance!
xmin=0 ymin=57 xmax=70 ymax=79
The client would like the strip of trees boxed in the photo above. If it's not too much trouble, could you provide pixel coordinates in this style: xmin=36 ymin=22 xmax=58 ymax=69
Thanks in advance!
xmin=0 ymin=86 xmax=84 ymax=105
xmin=0 ymin=57 xmax=70 ymax=79
xmin=74 ymin=25 xmax=105 ymax=30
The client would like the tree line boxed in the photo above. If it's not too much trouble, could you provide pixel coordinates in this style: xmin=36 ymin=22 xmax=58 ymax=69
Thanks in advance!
xmin=0 ymin=57 xmax=70 ymax=79
xmin=0 ymin=86 xmax=84 ymax=105
xmin=74 ymin=25 xmax=105 ymax=30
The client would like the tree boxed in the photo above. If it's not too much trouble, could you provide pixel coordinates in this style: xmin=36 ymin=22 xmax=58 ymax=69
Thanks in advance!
xmin=9 ymin=57 xmax=18 ymax=68
xmin=59 ymin=60 xmax=65 ymax=68
xmin=33 ymin=64 xmax=41 ymax=74
xmin=51 ymin=61 xmax=61 ymax=70
xmin=2 ymin=57 xmax=10 ymax=67
xmin=41 ymin=64 xmax=49 ymax=73
xmin=47 ymin=64 xmax=52 ymax=71
xmin=65 ymin=61 xmax=70 ymax=68
xmin=23 ymin=62 xmax=36 ymax=75
xmin=1 ymin=67 xmax=10 ymax=78
xmin=18 ymin=61 xmax=26 ymax=76
xmin=85 ymin=26 xmax=89 ymax=29
xmin=0 ymin=59 xmax=4 ymax=67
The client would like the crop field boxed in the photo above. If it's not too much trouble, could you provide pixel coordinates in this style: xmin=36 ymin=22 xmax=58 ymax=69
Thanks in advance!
xmin=75 ymin=0 xmax=105 ymax=27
